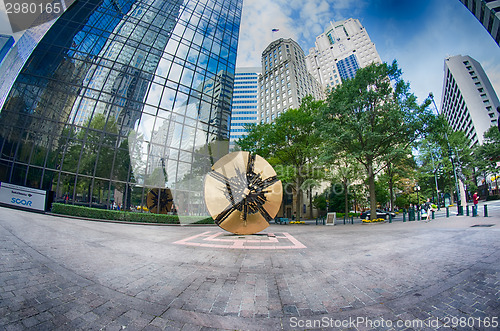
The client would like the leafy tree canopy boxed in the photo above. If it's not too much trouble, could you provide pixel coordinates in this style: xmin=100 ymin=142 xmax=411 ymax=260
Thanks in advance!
xmin=319 ymin=61 xmax=433 ymax=218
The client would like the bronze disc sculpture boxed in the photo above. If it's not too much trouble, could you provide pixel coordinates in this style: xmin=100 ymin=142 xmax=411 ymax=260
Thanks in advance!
xmin=146 ymin=188 xmax=174 ymax=214
xmin=204 ymin=151 xmax=283 ymax=235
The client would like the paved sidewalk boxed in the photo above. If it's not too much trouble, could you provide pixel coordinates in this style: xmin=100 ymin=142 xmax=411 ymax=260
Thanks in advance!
xmin=0 ymin=206 xmax=499 ymax=330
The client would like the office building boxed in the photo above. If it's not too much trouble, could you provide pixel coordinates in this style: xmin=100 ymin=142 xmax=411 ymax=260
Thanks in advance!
xmin=440 ymin=55 xmax=500 ymax=147
xmin=0 ymin=35 xmax=15 ymax=64
xmin=305 ymin=18 xmax=381 ymax=90
xmin=229 ymin=67 xmax=260 ymax=148
xmin=0 ymin=0 xmax=243 ymax=217
xmin=258 ymin=38 xmax=323 ymax=124
xmin=459 ymin=0 xmax=500 ymax=46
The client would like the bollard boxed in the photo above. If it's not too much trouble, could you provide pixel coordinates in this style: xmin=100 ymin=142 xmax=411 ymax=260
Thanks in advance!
xmin=484 ymin=204 xmax=488 ymax=217
xmin=343 ymin=215 xmax=346 ymax=225
xmin=417 ymin=209 xmax=421 ymax=221
xmin=446 ymin=207 xmax=449 ymax=218
xmin=473 ymin=205 xmax=477 ymax=217
xmin=458 ymin=205 xmax=463 ymax=216
xmin=466 ymin=205 xmax=469 ymax=216
xmin=351 ymin=216 xmax=354 ymax=224
xmin=432 ymin=210 xmax=435 ymax=220
xmin=403 ymin=210 xmax=406 ymax=222
xmin=389 ymin=213 xmax=392 ymax=223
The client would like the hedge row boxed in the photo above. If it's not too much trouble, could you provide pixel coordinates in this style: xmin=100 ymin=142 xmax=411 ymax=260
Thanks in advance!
xmin=50 ymin=203 xmax=215 ymax=224
xmin=336 ymin=212 xmax=361 ymax=218
xmin=485 ymin=195 xmax=500 ymax=201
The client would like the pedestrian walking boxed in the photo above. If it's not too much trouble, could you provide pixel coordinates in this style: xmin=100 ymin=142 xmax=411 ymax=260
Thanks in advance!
xmin=472 ymin=191 xmax=479 ymax=216
xmin=424 ymin=198 xmax=432 ymax=221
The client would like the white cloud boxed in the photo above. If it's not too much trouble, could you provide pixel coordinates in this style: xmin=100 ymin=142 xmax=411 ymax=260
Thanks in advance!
xmin=236 ymin=0 xmax=369 ymax=67
xmin=236 ymin=0 xmax=499 ymax=106
xmin=236 ymin=0 xmax=297 ymax=67
xmin=378 ymin=0 xmax=500 ymax=104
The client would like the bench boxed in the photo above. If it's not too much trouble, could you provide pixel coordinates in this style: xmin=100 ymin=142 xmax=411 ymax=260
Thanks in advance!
xmin=274 ymin=217 xmax=289 ymax=225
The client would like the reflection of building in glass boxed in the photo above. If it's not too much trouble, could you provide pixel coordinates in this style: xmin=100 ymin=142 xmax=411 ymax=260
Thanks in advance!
xmin=229 ymin=67 xmax=260 ymax=148
xmin=259 ymin=38 xmax=323 ymax=124
xmin=305 ymin=18 xmax=381 ymax=90
xmin=69 ymin=0 xmax=181 ymax=136
xmin=440 ymin=55 xmax=499 ymax=147
xmin=0 ymin=0 xmax=243 ymax=218
xmin=0 ymin=35 xmax=15 ymax=64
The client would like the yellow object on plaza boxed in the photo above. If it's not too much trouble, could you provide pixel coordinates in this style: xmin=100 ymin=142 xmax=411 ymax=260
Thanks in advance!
xmin=362 ymin=218 xmax=385 ymax=223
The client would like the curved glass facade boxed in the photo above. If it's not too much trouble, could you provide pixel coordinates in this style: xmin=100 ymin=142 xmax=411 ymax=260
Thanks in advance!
xmin=0 ymin=0 xmax=242 ymax=218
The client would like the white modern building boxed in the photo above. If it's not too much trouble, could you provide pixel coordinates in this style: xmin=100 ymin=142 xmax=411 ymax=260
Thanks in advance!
xmin=459 ymin=0 xmax=500 ymax=46
xmin=440 ymin=54 xmax=499 ymax=147
xmin=229 ymin=67 xmax=260 ymax=148
xmin=258 ymin=38 xmax=323 ymax=124
xmin=305 ymin=18 xmax=381 ymax=90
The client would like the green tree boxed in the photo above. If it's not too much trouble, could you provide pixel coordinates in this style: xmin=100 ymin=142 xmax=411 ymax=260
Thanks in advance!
xmin=320 ymin=61 xmax=432 ymax=220
xmin=475 ymin=126 xmax=500 ymax=194
xmin=418 ymin=115 xmax=475 ymax=204
xmin=237 ymin=96 xmax=324 ymax=220
xmin=382 ymin=147 xmax=416 ymax=211
xmin=326 ymin=153 xmax=362 ymax=217
xmin=374 ymin=179 xmax=389 ymax=206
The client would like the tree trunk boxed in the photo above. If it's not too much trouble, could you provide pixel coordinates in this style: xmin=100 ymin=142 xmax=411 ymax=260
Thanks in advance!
xmin=367 ymin=162 xmax=377 ymax=220
xmin=389 ymin=178 xmax=394 ymax=211
xmin=388 ymin=164 xmax=394 ymax=211
xmin=295 ymin=180 xmax=302 ymax=220
xmin=483 ymin=171 xmax=490 ymax=196
xmin=344 ymin=181 xmax=349 ymax=218
xmin=309 ymin=188 xmax=313 ymax=219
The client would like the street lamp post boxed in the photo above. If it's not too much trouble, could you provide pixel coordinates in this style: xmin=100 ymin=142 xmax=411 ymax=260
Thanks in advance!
xmin=414 ymin=185 xmax=420 ymax=220
xmin=431 ymin=154 xmax=441 ymax=210
xmin=429 ymin=92 xmax=462 ymax=216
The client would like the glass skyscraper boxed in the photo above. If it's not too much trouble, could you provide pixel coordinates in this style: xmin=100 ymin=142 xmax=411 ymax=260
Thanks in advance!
xmin=229 ymin=67 xmax=260 ymax=149
xmin=0 ymin=0 xmax=242 ymax=219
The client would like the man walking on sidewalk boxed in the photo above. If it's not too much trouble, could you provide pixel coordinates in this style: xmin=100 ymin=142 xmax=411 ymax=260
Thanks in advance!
xmin=472 ymin=191 xmax=479 ymax=216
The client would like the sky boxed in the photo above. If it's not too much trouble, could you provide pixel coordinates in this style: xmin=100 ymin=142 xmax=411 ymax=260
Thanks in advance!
xmin=236 ymin=0 xmax=500 ymax=106
xmin=0 ymin=0 xmax=499 ymax=106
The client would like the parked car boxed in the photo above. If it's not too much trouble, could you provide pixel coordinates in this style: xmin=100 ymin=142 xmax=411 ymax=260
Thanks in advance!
xmin=360 ymin=209 xmax=396 ymax=220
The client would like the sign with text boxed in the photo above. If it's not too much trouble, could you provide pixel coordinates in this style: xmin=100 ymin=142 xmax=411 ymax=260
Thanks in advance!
xmin=326 ymin=212 xmax=336 ymax=225
xmin=0 ymin=182 xmax=47 ymax=211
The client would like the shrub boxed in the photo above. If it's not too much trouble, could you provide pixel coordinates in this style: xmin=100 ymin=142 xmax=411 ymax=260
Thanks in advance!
xmin=486 ymin=195 xmax=500 ymax=201
xmin=192 ymin=217 xmax=215 ymax=224
xmin=51 ymin=203 xmax=180 ymax=224
xmin=336 ymin=212 xmax=361 ymax=218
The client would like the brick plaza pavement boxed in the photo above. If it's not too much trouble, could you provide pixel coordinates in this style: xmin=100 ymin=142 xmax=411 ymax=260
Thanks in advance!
xmin=0 ymin=206 xmax=499 ymax=330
